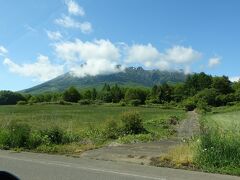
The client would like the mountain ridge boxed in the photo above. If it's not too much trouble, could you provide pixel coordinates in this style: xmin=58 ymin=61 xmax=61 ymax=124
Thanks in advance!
xmin=21 ymin=67 xmax=187 ymax=94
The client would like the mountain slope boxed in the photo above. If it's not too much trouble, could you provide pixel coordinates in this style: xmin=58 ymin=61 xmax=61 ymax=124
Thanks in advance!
xmin=22 ymin=67 xmax=186 ymax=94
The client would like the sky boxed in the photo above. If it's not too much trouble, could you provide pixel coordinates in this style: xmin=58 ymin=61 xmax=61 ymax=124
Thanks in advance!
xmin=0 ymin=0 xmax=240 ymax=91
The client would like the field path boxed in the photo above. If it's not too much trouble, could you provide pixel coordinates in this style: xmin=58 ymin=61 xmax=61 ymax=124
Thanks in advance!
xmin=81 ymin=111 xmax=200 ymax=165
xmin=177 ymin=111 xmax=200 ymax=139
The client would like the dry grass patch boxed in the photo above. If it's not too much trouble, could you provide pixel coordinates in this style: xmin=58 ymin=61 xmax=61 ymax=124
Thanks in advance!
xmin=150 ymin=143 xmax=197 ymax=169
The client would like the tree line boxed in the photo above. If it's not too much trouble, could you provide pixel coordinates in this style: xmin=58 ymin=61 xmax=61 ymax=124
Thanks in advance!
xmin=1 ymin=72 xmax=240 ymax=110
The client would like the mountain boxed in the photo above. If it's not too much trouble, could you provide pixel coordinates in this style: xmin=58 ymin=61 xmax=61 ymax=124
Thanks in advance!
xmin=21 ymin=67 xmax=187 ymax=94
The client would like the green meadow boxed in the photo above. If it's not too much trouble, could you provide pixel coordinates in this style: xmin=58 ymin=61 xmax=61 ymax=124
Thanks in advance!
xmin=0 ymin=104 xmax=185 ymax=133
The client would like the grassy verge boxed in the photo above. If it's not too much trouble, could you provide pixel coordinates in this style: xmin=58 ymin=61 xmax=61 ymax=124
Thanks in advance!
xmin=150 ymin=141 xmax=198 ymax=170
xmin=195 ymin=107 xmax=240 ymax=176
xmin=151 ymin=106 xmax=240 ymax=176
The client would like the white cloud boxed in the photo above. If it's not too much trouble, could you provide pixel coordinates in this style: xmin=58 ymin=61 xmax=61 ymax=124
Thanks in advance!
xmin=0 ymin=46 xmax=8 ymax=56
xmin=230 ymin=76 xmax=240 ymax=82
xmin=126 ymin=44 xmax=159 ymax=66
xmin=54 ymin=39 xmax=122 ymax=77
xmin=55 ymin=39 xmax=120 ymax=62
xmin=164 ymin=46 xmax=202 ymax=64
xmin=55 ymin=15 xmax=92 ymax=33
xmin=65 ymin=0 xmax=85 ymax=16
xmin=126 ymin=44 xmax=171 ymax=70
xmin=46 ymin=30 xmax=63 ymax=41
xmin=126 ymin=44 xmax=201 ymax=70
xmin=3 ymin=55 xmax=64 ymax=82
xmin=70 ymin=59 xmax=123 ymax=77
xmin=208 ymin=57 xmax=221 ymax=68
xmin=54 ymin=39 xmax=202 ymax=77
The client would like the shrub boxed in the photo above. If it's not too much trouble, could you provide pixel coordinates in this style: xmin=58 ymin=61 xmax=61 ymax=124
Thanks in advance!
xmin=119 ymin=100 xmax=126 ymax=106
xmin=93 ymin=100 xmax=104 ymax=105
xmin=7 ymin=123 xmax=31 ymax=148
xmin=168 ymin=116 xmax=179 ymax=125
xmin=0 ymin=130 xmax=11 ymax=149
xmin=79 ymin=99 xmax=91 ymax=105
xmin=28 ymin=131 xmax=43 ymax=148
xmin=183 ymin=98 xmax=197 ymax=111
xmin=103 ymin=119 xmax=120 ymax=139
xmin=121 ymin=111 xmax=146 ymax=134
xmin=41 ymin=127 xmax=64 ymax=144
xmin=62 ymin=132 xmax=82 ymax=144
xmin=129 ymin=99 xmax=141 ymax=106
xmin=17 ymin=100 xmax=27 ymax=105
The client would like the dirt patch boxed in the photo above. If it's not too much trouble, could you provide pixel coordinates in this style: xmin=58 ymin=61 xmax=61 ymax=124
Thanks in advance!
xmin=81 ymin=111 xmax=200 ymax=165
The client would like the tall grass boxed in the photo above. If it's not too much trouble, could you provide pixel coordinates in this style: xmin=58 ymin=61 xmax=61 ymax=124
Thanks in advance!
xmin=196 ymin=112 xmax=240 ymax=175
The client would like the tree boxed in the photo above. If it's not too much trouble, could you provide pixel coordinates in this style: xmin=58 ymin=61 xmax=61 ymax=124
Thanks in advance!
xmin=173 ymin=83 xmax=185 ymax=102
xmin=102 ymin=83 xmax=111 ymax=92
xmin=0 ymin=91 xmax=26 ymax=105
xmin=125 ymin=88 xmax=148 ymax=104
xmin=63 ymin=87 xmax=81 ymax=103
xmin=185 ymin=72 xmax=212 ymax=95
xmin=83 ymin=90 xmax=92 ymax=100
xmin=150 ymin=85 xmax=159 ymax=100
xmin=158 ymin=83 xmax=173 ymax=103
xmin=212 ymin=76 xmax=232 ymax=94
xmin=91 ymin=88 xmax=97 ymax=100
xmin=194 ymin=88 xmax=218 ymax=106
xmin=111 ymin=84 xmax=124 ymax=103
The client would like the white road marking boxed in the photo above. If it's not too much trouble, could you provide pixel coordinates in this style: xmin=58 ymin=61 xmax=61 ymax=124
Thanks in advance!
xmin=0 ymin=155 xmax=166 ymax=180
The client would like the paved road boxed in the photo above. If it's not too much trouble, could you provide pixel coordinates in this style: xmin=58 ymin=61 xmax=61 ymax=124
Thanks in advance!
xmin=0 ymin=150 xmax=239 ymax=180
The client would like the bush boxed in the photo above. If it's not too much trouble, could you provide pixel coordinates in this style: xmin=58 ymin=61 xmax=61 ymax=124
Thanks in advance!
xmin=58 ymin=100 xmax=72 ymax=105
xmin=168 ymin=116 xmax=180 ymax=125
xmin=28 ymin=131 xmax=43 ymax=148
xmin=93 ymin=100 xmax=104 ymax=105
xmin=62 ymin=132 xmax=82 ymax=144
xmin=197 ymin=99 xmax=211 ymax=113
xmin=0 ymin=130 xmax=11 ymax=149
xmin=121 ymin=111 xmax=146 ymax=134
xmin=103 ymin=119 xmax=120 ymax=139
xmin=41 ymin=127 xmax=64 ymax=144
xmin=17 ymin=100 xmax=28 ymax=105
xmin=119 ymin=100 xmax=126 ymax=106
xmin=129 ymin=99 xmax=141 ymax=106
xmin=183 ymin=98 xmax=197 ymax=111
xmin=6 ymin=123 xmax=31 ymax=148
xmin=79 ymin=99 xmax=91 ymax=105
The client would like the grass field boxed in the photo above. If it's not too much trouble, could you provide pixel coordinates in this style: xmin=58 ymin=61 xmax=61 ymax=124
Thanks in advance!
xmin=204 ymin=106 xmax=240 ymax=129
xmin=0 ymin=104 xmax=186 ymax=154
xmin=0 ymin=104 xmax=185 ymax=134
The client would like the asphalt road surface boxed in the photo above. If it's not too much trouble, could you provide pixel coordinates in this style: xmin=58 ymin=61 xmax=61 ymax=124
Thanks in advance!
xmin=0 ymin=150 xmax=239 ymax=180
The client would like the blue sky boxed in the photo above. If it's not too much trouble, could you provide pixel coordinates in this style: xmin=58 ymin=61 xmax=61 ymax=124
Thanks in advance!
xmin=0 ymin=0 xmax=240 ymax=91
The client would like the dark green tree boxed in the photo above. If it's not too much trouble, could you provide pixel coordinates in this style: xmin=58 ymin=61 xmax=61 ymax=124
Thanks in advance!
xmin=111 ymin=84 xmax=124 ymax=103
xmin=91 ymin=88 xmax=97 ymax=100
xmin=0 ymin=91 xmax=26 ymax=105
xmin=125 ymin=88 xmax=148 ymax=104
xmin=63 ymin=86 xmax=81 ymax=102
xmin=212 ymin=76 xmax=232 ymax=94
